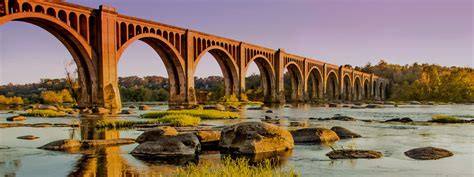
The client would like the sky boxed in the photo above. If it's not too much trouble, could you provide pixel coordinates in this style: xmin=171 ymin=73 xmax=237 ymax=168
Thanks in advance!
xmin=0 ymin=0 xmax=472 ymax=84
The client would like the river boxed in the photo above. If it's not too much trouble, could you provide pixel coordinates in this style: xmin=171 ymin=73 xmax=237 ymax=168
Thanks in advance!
xmin=0 ymin=104 xmax=473 ymax=177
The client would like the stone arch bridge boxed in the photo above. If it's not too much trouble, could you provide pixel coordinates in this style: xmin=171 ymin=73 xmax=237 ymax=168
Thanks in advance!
xmin=0 ymin=0 xmax=389 ymax=111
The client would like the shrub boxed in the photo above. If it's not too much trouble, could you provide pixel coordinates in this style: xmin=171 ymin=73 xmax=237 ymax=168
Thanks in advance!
xmin=95 ymin=119 xmax=161 ymax=129
xmin=141 ymin=110 xmax=240 ymax=119
xmin=41 ymin=91 xmax=63 ymax=104
xmin=159 ymin=114 xmax=200 ymax=127
xmin=0 ymin=95 xmax=24 ymax=105
xmin=175 ymin=157 xmax=299 ymax=177
xmin=20 ymin=110 xmax=66 ymax=117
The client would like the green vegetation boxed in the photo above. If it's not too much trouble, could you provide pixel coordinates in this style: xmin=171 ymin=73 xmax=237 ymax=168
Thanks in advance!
xmin=95 ymin=119 xmax=161 ymax=129
xmin=141 ymin=110 xmax=240 ymax=119
xmin=175 ymin=157 xmax=299 ymax=177
xmin=0 ymin=95 xmax=24 ymax=105
xmin=20 ymin=110 xmax=66 ymax=117
xmin=361 ymin=60 xmax=474 ymax=102
xmin=41 ymin=89 xmax=74 ymax=104
xmin=431 ymin=115 xmax=465 ymax=123
xmin=159 ymin=114 xmax=200 ymax=127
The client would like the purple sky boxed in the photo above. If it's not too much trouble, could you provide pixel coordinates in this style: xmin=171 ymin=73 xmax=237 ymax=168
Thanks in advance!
xmin=0 ymin=0 xmax=472 ymax=84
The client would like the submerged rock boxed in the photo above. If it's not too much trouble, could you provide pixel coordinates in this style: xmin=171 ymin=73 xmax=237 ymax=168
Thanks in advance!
xmin=385 ymin=117 xmax=413 ymax=123
xmin=131 ymin=133 xmax=200 ymax=157
xmin=120 ymin=109 xmax=134 ymax=114
xmin=289 ymin=121 xmax=309 ymax=127
xmin=39 ymin=138 xmax=135 ymax=151
xmin=265 ymin=110 xmax=273 ymax=113
xmin=404 ymin=147 xmax=453 ymax=160
xmin=331 ymin=114 xmax=356 ymax=121
xmin=366 ymin=104 xmax=383 ymax=108
xmin=6 ymin=115 xmax=26 ymax=121
xmin=330 ymin=126 xmax=361 ymax=139
xmin=17 ymin=135 xmax=39 ymax=140
xmin=38 ymin=105 xmax=58 ymax=111
xmin=410 ymin=101 xmax=421 ymax=105
xmin=136 ymin=126 xmax=178 ymax=143
xmin=291 ymin=128 xmax=340 ymax=143
xmin=326 ymin=149 xmax=383 ymax=159
xmin=219 ymin=122 xmax=294 ymax=154
xmin=203 ymin=104 xmax=225 ymax=111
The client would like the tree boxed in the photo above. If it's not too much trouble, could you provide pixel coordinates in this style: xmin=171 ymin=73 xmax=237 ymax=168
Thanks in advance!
xmin=41 ymin=91 xmax=63 ymax=104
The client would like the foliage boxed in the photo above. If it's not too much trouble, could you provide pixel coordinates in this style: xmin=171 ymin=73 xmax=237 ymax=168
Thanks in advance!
xmin=158 ymin=114 xmax=200 ymax=127
xmin=95 ymin=119 xmax=161 ymax=129
xmin=64 ymin=59 xmax=80 ymax=102
xmin=20 ymin=110 xmax=66 ymax=117
xmin=361 ymin=60 xmax=474 ymax=102
xmin=41 ymin=89 xmax=73 ymax=104
xmin=0 ymin=95 xmax=24 ymax=105
xmin=175 ymin=157 xmax=299 ymax=177
xmin=141 ymin=110 xmax=240 ymax=119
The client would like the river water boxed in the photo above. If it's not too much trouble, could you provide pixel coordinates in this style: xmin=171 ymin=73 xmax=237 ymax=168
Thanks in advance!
xmin=0 ymin=104 xmax=473 ymax=177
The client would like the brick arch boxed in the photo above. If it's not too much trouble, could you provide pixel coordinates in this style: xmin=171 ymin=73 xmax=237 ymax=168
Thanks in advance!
xmin=245 ymin=54 xmax=275 ymax=102
xmin=116 ymin=33 xmax=187 ymax=104
xmin=306 ymin=66 xmax=324 ymax=100
xmin=325 ymin=70 xmax=339 ymax=100
xmin=353 ymin=76 xmax=362 ymax=101
xmin=0 ymin=12 xmax=97 ymax=107
xmin=284 ymin=62 xmax=304 ymax=101
xmin=363 ymin=78 xmax=370 ymax=99
xmin=194 ymin=45 xmax=240 ymax=96
xmin=342 ymin=73 xmax=352 ymax=101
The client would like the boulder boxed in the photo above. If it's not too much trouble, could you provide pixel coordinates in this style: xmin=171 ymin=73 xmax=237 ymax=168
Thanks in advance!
xmin=265 ymin=110 xmax=273 ymax=113
xmin=129 ymin=105 xmax=137 ymax=109
xmin=331 ymin=114 xmax=356 ymax=121
xmin=264 ymin=115 xmax=272 ymax=120
xmin=136 ymin=126 xmax=178 ymax=143
xmin=427 ymin=101 xmax=436 ymax=105
xmin=326 ymin=149 xmax=383 ymax=159
xmin=351 ymin=105 xmax=365 ymax=109
xmin=38 ymin=105 xmax=58 ymax=111
xmin=195 ymin=130 xmax=221 ymax=150
xmin=39 ymin=139 xmax=82 ymax=150
xmin=92 ymin=107 xmax=109 ymax=114
xmin=410 ymin=101 xmax=421 ymax=105
xmin=203 ymin=104 xmax=225 ymax=111
xmin=385 ymin=117 xmax=413 ymax=123
xmin=330 ymin=126 xmax=361 ymax=139
xmin=81 ymin=108 xmax=93 ymax=114
xmin=6 ymin=115 xmax=26 ymax=121
xmin=328 ymin=103 xmax=339 ymax=107
xmin=366 ymin=104 xmax=383 ymax=108
xmin=17 ymin=135 xmax=39 ymax=140
xmin=120 ymin=109 xmax=134 ymax=114
xmin=131 ymin=133 xmax=201 ymax=157
xmin=39 ymin=138 xmax=135 ymax=151
xmin=289 ymin=121 xmax=309 ymax=127
xmin=291 ymin=128 xmax=340 ymax=143
xmin=219 ymin=122 xmax=294 ymax=154
xmin=404 ymin=147 xmax=453 ymax=160
xmin=80 ymin=139 xmax=135 ymax=148
xmin=139 ymin=105 xmax=150 ymax=110
xmin=247 ymin=107 xmax=263 ymax=110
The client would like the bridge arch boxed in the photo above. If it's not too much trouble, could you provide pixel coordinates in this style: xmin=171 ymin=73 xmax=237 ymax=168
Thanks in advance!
xmin=306 ymin=66 xmax=323 ymax=101
xmin=353 ymin=76 xmax=362 ymax=101
xmin=245 ymin=55 xmax=275 ymax=102
xmin=195 ymin=45 xmax=240 ymax=96
xmin=116 ymin=33 xmax=187 ymax=104
xmin=363 ymin=78 xmax=370 ymax=99
xmin=284 ymin=62 xmax=304 ymax=101
xmin=342 ymin=74 xmax=352 ymax=101
xmin=0 ymin=12 xmax=97 ymax=107
xmin=379 ymin=81 xmax=385 ymax=100
xmin=325 ymin=70 xmax=339 ymax=100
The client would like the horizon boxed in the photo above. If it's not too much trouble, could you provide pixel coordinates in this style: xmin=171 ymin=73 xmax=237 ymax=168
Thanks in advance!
xmin=1 ymin=0 xmax=472 ymax=85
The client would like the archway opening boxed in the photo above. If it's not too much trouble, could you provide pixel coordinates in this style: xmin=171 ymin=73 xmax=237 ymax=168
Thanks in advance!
xmin=307 ymin=68 xmax=323 ymax=102
xmin=379 ymin=82 xmax=384 ymax=100
xmin=283 ymin=63 xmax=303 ymax=102
xmin=373 ymin=81 xmax=378 ymax=100
xmin=325 ymin=72 xmax=339 ymax=100
xmin=244 ymin=57 xmax=274 ymax=102
xmin=342 ymin=75 xmax=352 ymax=101
xmin=117 ymin=41 xmax=170 ymax=104
xmin=364 ymin=79 xmax=370 ymax=99
xmin=0 ymin=21 xmax=83 ymax=106
xmin=194 ymin=49 xmax=238 ymax=104
xmin=354 ymin=78 xmax=361 ymax=101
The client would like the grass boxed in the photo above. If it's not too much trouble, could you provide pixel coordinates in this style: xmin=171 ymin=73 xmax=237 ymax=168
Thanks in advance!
xmin=20 ymin=110 xmax=66 ymax=117
xmin=159 ymin=114 xmax=200 ymax=127
xmin=95 ymin=119 xmax=161 ymax=129
xmin=431 ymin=114 xmax=465 ymax=123
xmin=141 ymin=110 xmax=240 ymax=119
xmin=175 ymin=157 xmax=299 ymax=177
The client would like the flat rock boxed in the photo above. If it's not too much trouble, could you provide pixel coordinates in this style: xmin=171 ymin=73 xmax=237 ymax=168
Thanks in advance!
xmin=366 ymin=104 xmax=383 ymax=108
xmin=6 ymin=115 xmax=26 ymax=121
xmin=139 ymin=105 xmax=150 ymax=110
xmin=120 ymin=109 xmax=134 ymax=114
xmin=17 ymin=135 xmax=39 ymax=140
xmin=195 ymin=130 xmax=221 ymax=150
xmin=404 ymin=147 xmax=453 ymax=160
xmin=331 ymin=114 xmax=356 ymax=121
xmin=289 ymin=121 xmax=309 ymax=127
xmin=385 ymin=117 xmax=413 ymax=123
xmin=131 ymin=133 xmax=200 ymax=157
xmin=39 ymin=138 xmax=135 ymax=151
xmin=219 ymin=122 xmax=294 ymax=154
xmin=291 ymin=128 xmax=339 ymax=143
xmin=136 ymin=126 xmax=178 ymax=143
xmin=330 ymin=126 xmax=361 ymax=139
xmin=326 ymin=149 xmax=383 ymax=159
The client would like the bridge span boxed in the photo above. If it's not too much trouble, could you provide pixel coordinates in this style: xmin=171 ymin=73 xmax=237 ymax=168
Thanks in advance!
xmin=0 ymin=0 xmax=389 ymax=110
